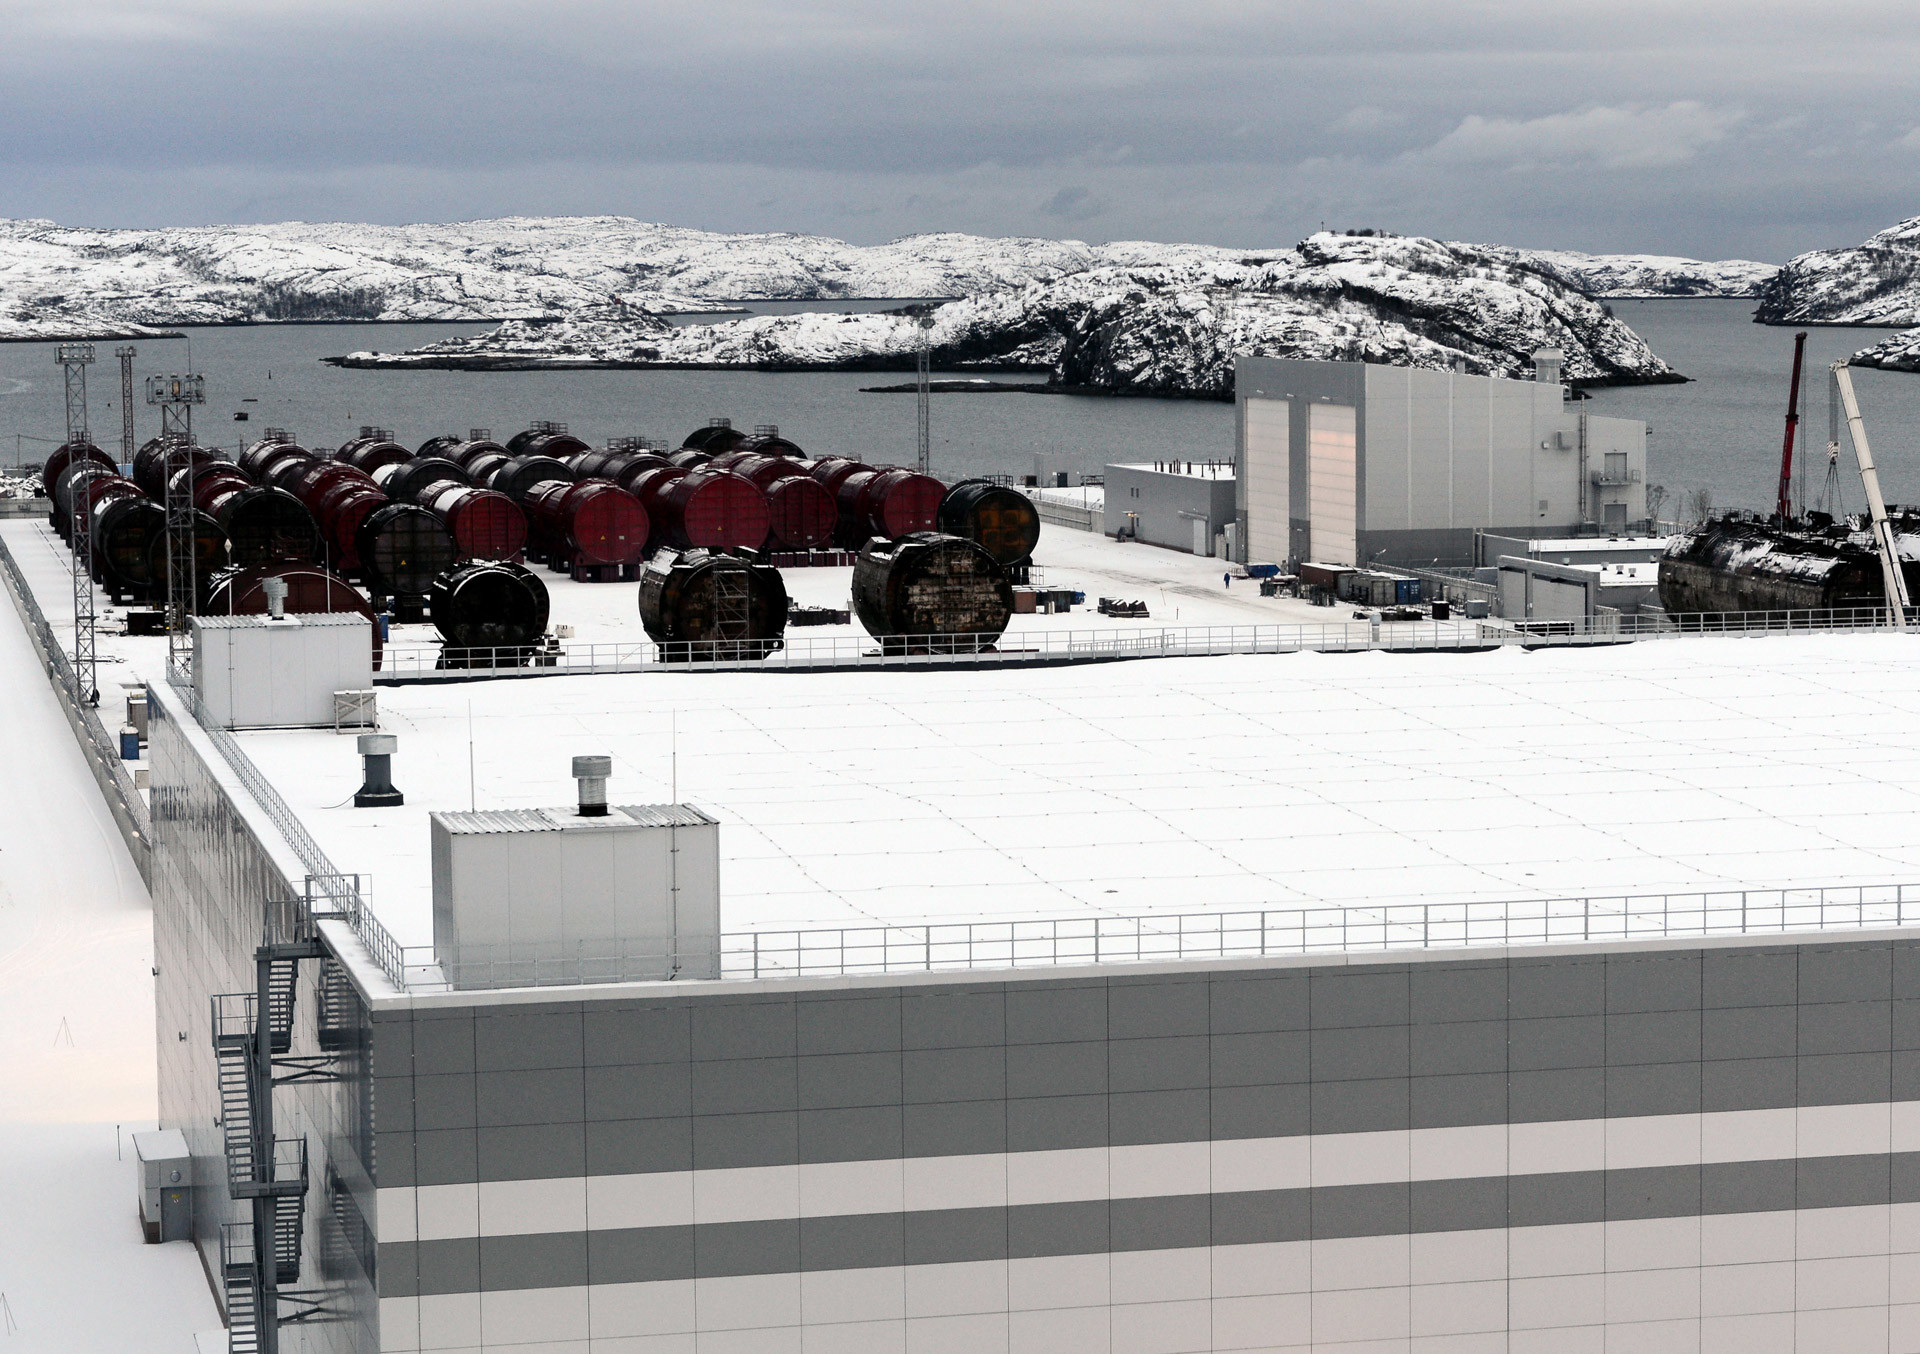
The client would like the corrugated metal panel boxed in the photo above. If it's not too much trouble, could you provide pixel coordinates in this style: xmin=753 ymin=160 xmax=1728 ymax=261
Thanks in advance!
xmin=433 ymin=803 xmax=716 ymax=834
xmin=615 ymin=803 xmax=719 ymax=829
xmin=194 ymin=613 xmax=368 ymax=631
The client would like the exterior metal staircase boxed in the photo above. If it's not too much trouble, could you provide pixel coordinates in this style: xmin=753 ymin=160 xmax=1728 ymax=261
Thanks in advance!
xmin=208 ymin=893 xmax=335 ymax=1354
xmin=220 ymin=1224 xmax=261 ymax=1354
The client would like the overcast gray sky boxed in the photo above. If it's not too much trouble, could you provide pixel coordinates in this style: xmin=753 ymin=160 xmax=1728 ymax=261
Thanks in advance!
xmin=4 ymin=0 xmax=1918 ymax=261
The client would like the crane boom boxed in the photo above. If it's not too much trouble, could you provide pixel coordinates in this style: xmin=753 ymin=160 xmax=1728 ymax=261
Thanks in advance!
xmin=1776 ymin=331 xmax=1807 ymax=521
xmin=1830 ymin=361 xmax=1910 ymax=625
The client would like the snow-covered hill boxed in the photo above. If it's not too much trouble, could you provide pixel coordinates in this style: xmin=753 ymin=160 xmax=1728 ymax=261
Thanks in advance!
xmin=332 ymin=232 xmax=1680 ymax=396
xmin=1484 ymin=247 xmax=1776 ymax=299
xmin=0 ymin=216 xmax=1766 ymax=342
xmin=1754 ymin=217 xmax=1920 ymax=326
xmin=1849 ymin=328 xmax=1920 ymax=372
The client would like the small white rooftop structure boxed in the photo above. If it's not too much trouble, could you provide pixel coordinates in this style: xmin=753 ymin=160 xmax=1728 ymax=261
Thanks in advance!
xmin=431 ymin=802 xmax=720 ymax=988
xmin=191 ymin=613 xmax=372 ymax=730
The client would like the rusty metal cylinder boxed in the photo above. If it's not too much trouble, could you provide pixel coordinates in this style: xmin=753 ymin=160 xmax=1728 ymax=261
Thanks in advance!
xmin=490 ymin=454 xmax=574 ymax=502
xmin=355 ymin=502 xmax=458 ymax=598
xmin=431 ymin=559 xmax=551 ymax=651
xmin=681 ymin=422 xmax=748 ymax=454
xmin=375 ymin=456 xmax=471 ymax=505
xmin=335 ymin=439 xmax=413 ymax=475
xmin=206 ymin=564 xmax=383 ymax=664
xmin=639 ymin=548 xmax=789 ymax=661
xmin=851 ymin=532 xmax=1013 ymax=652
xmin=731 ymin=455 xmax=836 ymax=550
xmin=91 ymin=493 xmax=166 ymax=596
xmin=937 ymin=479 xmax=1042 ymax=566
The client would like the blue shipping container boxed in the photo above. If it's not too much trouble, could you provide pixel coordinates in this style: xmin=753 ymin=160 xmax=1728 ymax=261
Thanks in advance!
xmin=1394 ymin=578 xmax=1422 ymax=604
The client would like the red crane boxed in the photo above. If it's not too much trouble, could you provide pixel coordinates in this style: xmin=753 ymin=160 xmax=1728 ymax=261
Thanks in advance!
xmin=1776 ymin=331 xmax=1808 ymax=521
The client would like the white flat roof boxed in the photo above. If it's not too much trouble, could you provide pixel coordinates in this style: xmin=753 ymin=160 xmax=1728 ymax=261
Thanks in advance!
xmin=12 ymin=515 xmax=1920 ymax=960
xmin=233 ymin=632 xmax=1920 ymax=951
xmin=1112 ymin=461 xmax=1236 ymax=480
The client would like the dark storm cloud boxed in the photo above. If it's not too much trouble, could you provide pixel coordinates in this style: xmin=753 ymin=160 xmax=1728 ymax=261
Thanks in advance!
xmin=4 ymin=0 xmax=1920 ymax=258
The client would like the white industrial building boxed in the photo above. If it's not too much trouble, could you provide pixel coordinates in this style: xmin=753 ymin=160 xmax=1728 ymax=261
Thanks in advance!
xmin=1103 ymin=461 xmax=1238 ymax=556
xmin=1234 ymin=353 xmax=1648 ymax=568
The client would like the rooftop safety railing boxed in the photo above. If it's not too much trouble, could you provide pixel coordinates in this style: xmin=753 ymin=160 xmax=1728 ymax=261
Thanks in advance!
xmin=375 ymin=606 xmax=1914 ymax=681
xmin=356 ymin=882 xmax=1920 ymax=992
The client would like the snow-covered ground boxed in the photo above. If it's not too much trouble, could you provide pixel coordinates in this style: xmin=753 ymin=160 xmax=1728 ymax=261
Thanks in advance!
xmin=0 ymin=535 xmax=220 ymax=1351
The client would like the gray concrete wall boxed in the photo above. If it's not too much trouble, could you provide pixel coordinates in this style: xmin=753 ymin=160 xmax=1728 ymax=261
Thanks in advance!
xmin=369 ymin=933 xmax=1920 ymax=1353
xmin=1104 ymin=465 xmax=1237 ymax=554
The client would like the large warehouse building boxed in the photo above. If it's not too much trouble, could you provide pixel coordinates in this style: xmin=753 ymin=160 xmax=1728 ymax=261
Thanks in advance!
xmin=130 ymin=630 xmax=1920 ymax=1354
xmin=1233 ymin=354 xmax=1648 ymax=568
xmin=9 ymin=476 xmax=1920 ymax=1354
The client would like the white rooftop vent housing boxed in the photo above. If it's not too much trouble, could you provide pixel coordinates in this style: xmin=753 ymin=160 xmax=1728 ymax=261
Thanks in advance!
xmin=190 ymin=614 xmax=373 ymax=730
xmin=430 ymin=803 xmax=721 ymax=988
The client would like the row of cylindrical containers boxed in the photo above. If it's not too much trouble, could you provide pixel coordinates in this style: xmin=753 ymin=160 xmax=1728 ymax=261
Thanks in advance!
xmin=311 ymin=421 xmax=1043 ymax=571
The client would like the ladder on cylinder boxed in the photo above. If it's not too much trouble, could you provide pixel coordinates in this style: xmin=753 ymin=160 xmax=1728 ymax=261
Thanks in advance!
xmin=712 ymin=559 xmax=750 ymax=644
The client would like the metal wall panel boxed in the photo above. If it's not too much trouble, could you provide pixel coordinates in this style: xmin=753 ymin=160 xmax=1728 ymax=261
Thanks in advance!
xmin=1306 ymin=402 xmax=1358 ymax=565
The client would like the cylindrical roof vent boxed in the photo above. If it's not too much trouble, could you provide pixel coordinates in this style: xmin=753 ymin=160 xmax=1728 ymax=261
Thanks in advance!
xmin=572 ymin=754 xmax=611 ymax=817
xmin=262 ymin=575 xmax=288 ymax=620
xmin=355 ymin=733 xmax=403 ymax=808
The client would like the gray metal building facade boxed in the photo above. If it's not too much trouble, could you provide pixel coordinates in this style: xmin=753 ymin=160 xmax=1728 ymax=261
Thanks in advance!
xmin=153 ymin=684 xmax=1920 ymax=1354
xmin=1233 ymin=357 xmax=1648 ymax=569
xmin=1103 ymin=464 xmax=1239 ymax=556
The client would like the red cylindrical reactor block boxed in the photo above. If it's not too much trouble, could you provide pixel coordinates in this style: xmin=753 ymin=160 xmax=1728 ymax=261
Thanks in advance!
xmin=525 ymin=479 xmax=649 ymax=567
xmin=858 ymin=468 xmax=946 ymax=540
xmin=427 ymin=485 xmax=529 ymax=562
xmin=660 ymin=469 xmax=771 ymax=552
xmin=734 ymin=455 xmax=836 ymax=550
xmin=336 ymin=440 xmax=413 ymax=475
xmin=628 ymin=466 xmax=688 ymax=551
xmin=188 ymin=464 xmax=256 ymax=514
xmin=810 ymin=456 xmax=869 ymax=498
xmin=310 ymin=481 xmax=390 ymax=571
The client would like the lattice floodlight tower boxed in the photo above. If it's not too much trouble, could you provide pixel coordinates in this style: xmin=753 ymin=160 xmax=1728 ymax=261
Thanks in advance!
xmin=148 ymin=373 xmax=207 ymax=680
xmin=56 ymin=344 xmax=100 ymax=706
xmin=114 ymin=346 xmax=136 ymax=460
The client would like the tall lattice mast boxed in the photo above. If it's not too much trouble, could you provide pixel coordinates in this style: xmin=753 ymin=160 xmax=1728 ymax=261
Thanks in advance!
xmin=148 ymin=373 xmax=206 ymax=682
xmin=115 ymin=346 xmax=136 ymax=461
xmin=57 ymin=344 xmax=99 ymax=706
xmin=915 ymin=312 xmax=934 ymax=476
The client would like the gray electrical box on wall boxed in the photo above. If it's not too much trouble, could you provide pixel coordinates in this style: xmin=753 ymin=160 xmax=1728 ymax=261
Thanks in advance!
xmin=132 ymin=1129 xmax=192 ymax=1243
xmin=430 ymin=803 xmax=721 ymax=988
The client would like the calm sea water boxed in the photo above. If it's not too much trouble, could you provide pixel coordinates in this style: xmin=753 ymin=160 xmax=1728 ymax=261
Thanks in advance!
xmin=3 ymin=300 xmax=1917 ymax=509
xmin=1583 ymin=299 xmax=1920 ymax=515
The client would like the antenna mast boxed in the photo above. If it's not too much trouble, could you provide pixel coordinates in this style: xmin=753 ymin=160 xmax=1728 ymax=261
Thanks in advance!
xmin=915 ymin=312 xmax=933 ymax=476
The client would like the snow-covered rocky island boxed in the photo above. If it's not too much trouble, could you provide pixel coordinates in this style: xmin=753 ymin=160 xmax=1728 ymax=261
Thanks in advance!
xmin=1755 ymin=215 xmax=1920 ymax=327
xmin=2 ymin=214 xmax=1761 ymax=340
xmin=330 ymin=232 xmax=1686 ymax=396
